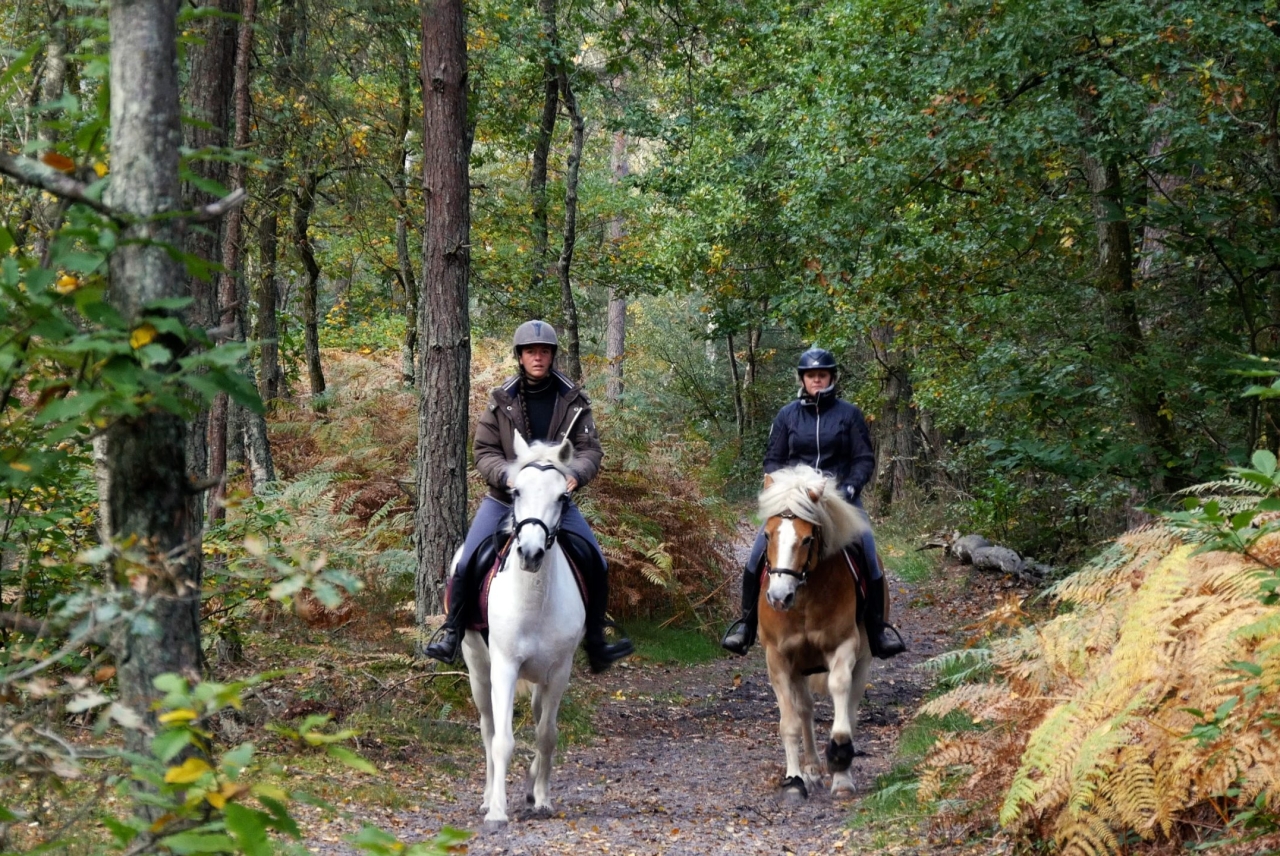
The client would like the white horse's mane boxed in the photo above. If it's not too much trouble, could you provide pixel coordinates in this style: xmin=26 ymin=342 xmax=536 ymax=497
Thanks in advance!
xmin=758 ymin=465 xmax=866 ymax=558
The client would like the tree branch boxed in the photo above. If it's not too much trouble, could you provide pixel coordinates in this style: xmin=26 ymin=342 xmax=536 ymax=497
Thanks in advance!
xmin=0 ymin=153 xmax=119 ymax=221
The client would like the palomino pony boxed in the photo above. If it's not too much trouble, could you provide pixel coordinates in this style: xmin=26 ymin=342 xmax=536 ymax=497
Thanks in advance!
xmin=757 ymin=465 xmax=875 ymax=801
xmin=456 ymin=432 xmax=586 ymax=830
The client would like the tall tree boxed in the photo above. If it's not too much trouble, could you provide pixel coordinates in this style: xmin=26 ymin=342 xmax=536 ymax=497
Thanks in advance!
xmin=414 ymin=0 xmax=471 ymax=629
xmin=102 ymin=0 xmax=203 ymax=781
xmin=555 ymin=65 xmax=585 ymax=383
xmin=605 ymin=131 xmax=628 ymax=403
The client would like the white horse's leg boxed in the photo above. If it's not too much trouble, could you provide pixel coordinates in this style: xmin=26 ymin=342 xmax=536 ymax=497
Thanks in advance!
xmin=524 ymin=684 xmax=544 ymax=807
xmin=462 ymin=634 xmax=496 ymax=815
xmin=825 ymin=636 xmax=870 ymax=796
xmin=483 ymin=655 xmax=520 ymax=828
xmin=766 ymin=646 xmax=814 ymax=800
xmin=527 ymin=657 xmax=572 ymax=815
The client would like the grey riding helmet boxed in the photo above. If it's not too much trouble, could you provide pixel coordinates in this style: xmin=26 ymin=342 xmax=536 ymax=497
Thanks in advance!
xmin=796 ymin=346 xmax=838 ymax=380
xmin=513 ymin=319 xmax=559 ymax=357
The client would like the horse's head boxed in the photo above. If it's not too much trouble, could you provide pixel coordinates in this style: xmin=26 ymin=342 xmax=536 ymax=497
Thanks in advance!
xmin=507 ymin=431 xmax=574 ymax=572
xmin=763 ymin=511 xmax=823 ymax=611
xmin=758 ymin=466 xmax=863 ymax=611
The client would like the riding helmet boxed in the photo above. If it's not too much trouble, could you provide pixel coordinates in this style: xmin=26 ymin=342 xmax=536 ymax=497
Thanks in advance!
xmin=796 ymin=347 xmax=838 ymax=379
xmin=513 ymin=319 xmax=559 ymax=357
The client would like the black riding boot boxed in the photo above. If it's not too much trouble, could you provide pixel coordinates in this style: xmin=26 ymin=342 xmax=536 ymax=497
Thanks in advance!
xmin=864 ymin=578 xmax=906 ymax=659
xmin=720 ymin=564 xmax=761 ymax=655
xmin=425 ymin=538 xmax=497 ymax=664
xmin=567 ymin=534 xmax=634 ymax=673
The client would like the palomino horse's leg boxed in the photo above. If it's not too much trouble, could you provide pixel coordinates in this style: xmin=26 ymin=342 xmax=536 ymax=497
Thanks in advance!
xmin=525 ymin=657 xmax=572 ymax=816
xmin=483 ymin=656 xmax=521 ymax=828
xmin=825 ymin=632 xmax=872 ymax=796
xmin=462 ymin=634 xmax=496 ymax=815
xmin=765 ymin=646 xmax=821 ymax=800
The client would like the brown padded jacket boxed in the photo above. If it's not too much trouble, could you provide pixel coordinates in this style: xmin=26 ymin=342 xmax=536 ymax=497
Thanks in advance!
xmin=473 ymin=370 xmax=603 ymax=503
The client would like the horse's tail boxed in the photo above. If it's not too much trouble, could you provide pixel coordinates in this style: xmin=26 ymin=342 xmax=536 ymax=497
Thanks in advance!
xmin=516 ymin=678 xmax=534 ymax=697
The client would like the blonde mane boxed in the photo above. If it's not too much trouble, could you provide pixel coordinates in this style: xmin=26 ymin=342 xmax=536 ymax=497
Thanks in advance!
xmin=757 ymin=465 xmax=867 ymax=558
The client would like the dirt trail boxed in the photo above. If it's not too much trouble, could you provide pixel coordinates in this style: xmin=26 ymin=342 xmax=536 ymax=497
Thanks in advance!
xmin=304 ymin=558 xmax=1006 ymax=855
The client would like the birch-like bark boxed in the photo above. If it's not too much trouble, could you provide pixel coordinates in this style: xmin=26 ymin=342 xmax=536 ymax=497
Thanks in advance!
xmin=415 ymin=0 xmax=471 ymax=629
xmin=555 ymin=68 xmax=584 ymax=383
xmin=529 ymin=0 xmax=559 ymax=293
xmin=605 ymin=131 xmax=627 ymax=403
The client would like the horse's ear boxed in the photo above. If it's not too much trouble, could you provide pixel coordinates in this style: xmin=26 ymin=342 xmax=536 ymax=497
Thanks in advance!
xmin=513 ymin=430 xmax=529 ymax=459
xmin=763 ymin=474 xmax=774 ymax=490
xmin=555 ymin=436 xmax=574 ymax=465
xmin=807 ymin=481 xmax=825 ymax=503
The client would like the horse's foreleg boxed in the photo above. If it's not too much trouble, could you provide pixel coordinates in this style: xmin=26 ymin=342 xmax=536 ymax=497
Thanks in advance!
xmin=765 ymin=648 xmax=817 ymax=799
xmin=527 ymin=659 xmax=572 ymax=816
xmin=484 ymin=658 xmax=520 ymax=828
xmin=463 ymin=637 xmax=496 ymax=815
xmin=826 ymin=636 xmax=872 ymax=796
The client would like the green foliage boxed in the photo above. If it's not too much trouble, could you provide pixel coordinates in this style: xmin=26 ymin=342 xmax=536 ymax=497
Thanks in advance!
xmin=624 ymin=618 xmax=722 ymax=666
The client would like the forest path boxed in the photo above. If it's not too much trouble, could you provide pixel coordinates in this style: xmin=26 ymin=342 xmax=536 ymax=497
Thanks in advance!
xmin=304 ymin=535 xmax=1015 ymax=856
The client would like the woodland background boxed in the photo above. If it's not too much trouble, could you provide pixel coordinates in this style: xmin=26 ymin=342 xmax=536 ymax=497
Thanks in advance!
xmin=3 ymin=0 xmax=1280 ymax=854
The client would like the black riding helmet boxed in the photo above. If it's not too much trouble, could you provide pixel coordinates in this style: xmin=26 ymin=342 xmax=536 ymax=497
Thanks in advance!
xmin=513 ymin=319 xmax=559 ymax=358
xmin=796 ymin=347 xmax=838 ymax=380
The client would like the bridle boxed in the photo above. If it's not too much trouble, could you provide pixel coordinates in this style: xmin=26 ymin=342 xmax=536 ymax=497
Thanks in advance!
xmin=766 ymin=511 xmax=823 ymax=584
xmin=510 ymin=461 xmax=571 ymax=549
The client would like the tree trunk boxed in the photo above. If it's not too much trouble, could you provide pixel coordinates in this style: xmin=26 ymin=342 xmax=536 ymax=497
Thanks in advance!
xmin=208 ymin=0 xmax=256 ymax=522
xmin=293 ymin=171 xmax=325 ymax=397
xmin=255 ymin=168 xmax=285 ymax=403
xmin=726 ymin=333 xmax=746 ymax=439
xmin=415 ymin=0 xmax=471 ymax=632
xmin=556 ymin=68 xmax=584 ymax=383
xmin=529 ymin=0 xmax=559 ymax=293
xmin=182 ymin=0 xmax=239 ymax=503
xmin=30 ymin=6 xmax=69 ymax=265
xmin=396 ymin=62 xmax=420 ymax=386
xmin=605 ymin=131 xmax=627 ymax=403
xmin=103 ymin=0 xmax=203 ymax=787
xmin=872 ymin=329 xmax=917 ymax=511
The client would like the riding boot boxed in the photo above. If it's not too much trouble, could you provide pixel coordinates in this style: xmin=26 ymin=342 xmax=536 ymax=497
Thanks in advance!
xmin=720 ymin=564 xmax=761 ymax=655
xmin=425 ymin=537 xmax=497 ymax=664
xmin=864 ymin=578 xmax=907 ymax=659
xmin=566 ymin=533 xmax=635 ymax=673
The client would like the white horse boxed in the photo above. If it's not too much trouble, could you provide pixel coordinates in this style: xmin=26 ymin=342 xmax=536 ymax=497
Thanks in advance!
xmin=457 ymin=432 xmax=586 ymax=830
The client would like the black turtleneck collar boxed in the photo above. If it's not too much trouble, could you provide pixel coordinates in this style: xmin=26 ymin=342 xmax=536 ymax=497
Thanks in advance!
xmin=798 ymin=385 xmax=839 ymax=409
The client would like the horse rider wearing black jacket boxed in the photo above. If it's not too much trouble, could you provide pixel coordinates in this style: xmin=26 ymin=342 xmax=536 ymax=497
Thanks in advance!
xmin=720 ymin=347 xmax=907 ymax=659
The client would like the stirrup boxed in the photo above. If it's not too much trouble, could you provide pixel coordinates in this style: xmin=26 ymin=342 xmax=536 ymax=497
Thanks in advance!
xmin=720 ymin=619 xmax=754 ymax=655
xmin=870 ymin=623 xmax=907 ymax=659
xmin=424 ymin=625 xmax=461 ymax=664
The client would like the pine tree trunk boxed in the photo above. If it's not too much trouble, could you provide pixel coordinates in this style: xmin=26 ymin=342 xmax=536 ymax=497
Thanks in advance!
xmin=726 ymin=333 xmax=745 ymax=439
xmin=529 ymin=0 xmax=559 ymax=293
xmin=103 ymin=0 xmax=203 ymax=784
xmin=556 ymin=69 xmax=584 ymax=383
xmin=293 ymin=172 xmax=325 ymax=397
xmin=415 ymin=0 xmax=471 ymax=630
xmin=872 ymin=329 xmax=917 ymax=511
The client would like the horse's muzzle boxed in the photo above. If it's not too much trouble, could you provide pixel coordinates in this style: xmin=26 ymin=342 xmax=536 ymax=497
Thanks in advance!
xmin=518 ymin=545 xmax=545 ymax=571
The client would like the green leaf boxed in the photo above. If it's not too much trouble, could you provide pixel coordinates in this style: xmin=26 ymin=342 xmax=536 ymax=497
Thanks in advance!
xmin=224 ymin=804 xmax=271 ymax=856
xmin=35 ymin=391 xmax=108 ymax=426
xmin=152 ymin=728 xmax=193 ymax=763
xmin=328 ymin=745 xmax=378 ymax=775
xmin=1252 ymin=449 xmax=1278 ymax=478
xmin=159 ymin=832 xmax=238 ymax=854
xmin=0 ymin=42 xmax=41 ymax=102
xmin=101 ymin=814 xmax=140 ymax=844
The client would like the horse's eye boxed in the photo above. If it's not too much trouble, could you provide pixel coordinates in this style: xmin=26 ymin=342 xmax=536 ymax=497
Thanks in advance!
xmin=802 ymin=536 xmax=813 ymax=545
xmin=511 ymin=489 xmax=520 ymax=499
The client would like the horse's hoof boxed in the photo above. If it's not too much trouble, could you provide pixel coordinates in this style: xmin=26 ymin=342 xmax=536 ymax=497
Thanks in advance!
xmin=481 ymin=819 xmax=509 ymax=834
xmin=525 ymin=804 xmax=554 ymax=820
xmin=826 ymin=737 xmax=855 ymax=772
xmin=781 ymin=775 xmax=809 ymax=804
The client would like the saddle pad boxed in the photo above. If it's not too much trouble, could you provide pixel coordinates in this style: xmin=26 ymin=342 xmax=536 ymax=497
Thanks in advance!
xmin=463 ymin=544 xmax=589 ymax=634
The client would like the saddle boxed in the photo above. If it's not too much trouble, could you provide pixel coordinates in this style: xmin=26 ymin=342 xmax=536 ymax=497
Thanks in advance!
xmin=449 ymin=533 xmax=590 ymax=635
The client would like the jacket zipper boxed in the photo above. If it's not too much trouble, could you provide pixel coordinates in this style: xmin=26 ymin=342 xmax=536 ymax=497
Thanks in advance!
xmin=814 ymin=404 xmax=822 ymax=472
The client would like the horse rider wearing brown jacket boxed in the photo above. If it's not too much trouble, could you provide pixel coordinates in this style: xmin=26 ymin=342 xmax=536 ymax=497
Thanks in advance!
xmin=425 ymin=320 xmax=635 ymax=673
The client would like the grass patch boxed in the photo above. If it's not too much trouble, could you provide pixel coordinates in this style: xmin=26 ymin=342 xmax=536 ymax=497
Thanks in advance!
xmin=624 ymin=618 xmax=722 ymax=666
xmin=876 ymin=518 xmax=942 ymax=584
xmin=848 ymin=709 xmax=986 ymax=832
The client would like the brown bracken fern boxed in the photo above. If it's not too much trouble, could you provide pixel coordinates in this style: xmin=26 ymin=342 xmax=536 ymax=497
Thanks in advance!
xmin=917 ymin=524 xmax=1280 ymax=853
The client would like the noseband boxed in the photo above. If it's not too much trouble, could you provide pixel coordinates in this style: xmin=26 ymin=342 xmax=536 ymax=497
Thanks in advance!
xmin=511 ymin=462 xmax=571 ymax=548
xmin=767 ymin=512 xmax=822 ymax=584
